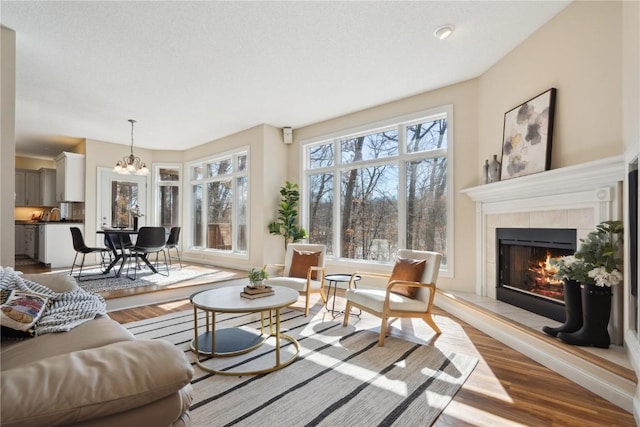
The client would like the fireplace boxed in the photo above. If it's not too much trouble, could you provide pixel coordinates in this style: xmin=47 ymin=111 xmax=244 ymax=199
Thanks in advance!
xmin=497 ymin=228 xmax=576 ymax=322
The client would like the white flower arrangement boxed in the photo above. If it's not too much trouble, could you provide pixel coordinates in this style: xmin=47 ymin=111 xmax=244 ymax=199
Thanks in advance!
xmin=551 ymin=221 xmax=623 ymax=287
xmin=588 ymin=267 xmax=623 ymax=287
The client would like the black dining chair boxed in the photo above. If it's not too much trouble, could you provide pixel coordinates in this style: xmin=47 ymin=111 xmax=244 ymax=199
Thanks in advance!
xmin=70 ymin=227 xmax=111 ymax=281
xmin=104 ymin=231 xmax=134 ymax=253
xmin=164 ymin=226 xmax=182 ymax=269
xmin=126 ymin=226 xmax=169 ymax=280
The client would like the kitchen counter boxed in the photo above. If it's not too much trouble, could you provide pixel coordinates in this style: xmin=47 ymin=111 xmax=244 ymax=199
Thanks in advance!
xmin=15 ymin=220 xmax=42 ymax=225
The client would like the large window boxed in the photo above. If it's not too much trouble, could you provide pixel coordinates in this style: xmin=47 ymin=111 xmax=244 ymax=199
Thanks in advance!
xmin=188 ymin=150 xmax=248 ymax=253
xmin=304 ymin=108 xmax=451 ymax=269
xmin=154 ymin=164 xmax=181 ymax=233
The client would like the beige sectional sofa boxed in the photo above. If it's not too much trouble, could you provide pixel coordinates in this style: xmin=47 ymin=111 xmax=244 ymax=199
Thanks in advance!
xmin=1 ymin=273 xmax=194 ymax=427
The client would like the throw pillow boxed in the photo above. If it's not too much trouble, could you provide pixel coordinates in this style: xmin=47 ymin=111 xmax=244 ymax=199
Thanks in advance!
xmin=289 ymin=250 xmax=321 ymax=280
xmin=1 ymin=290 xmax=49 ymax=337
xmin=388 ymin=257 xmax=427 ymax=299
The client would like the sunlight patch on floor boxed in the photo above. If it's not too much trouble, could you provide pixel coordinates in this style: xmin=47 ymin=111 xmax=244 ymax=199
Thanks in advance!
xmin=443 ymin=400 xmax=528 ymax=426
xmin=157 ymin=300 xmax=191 ymax=311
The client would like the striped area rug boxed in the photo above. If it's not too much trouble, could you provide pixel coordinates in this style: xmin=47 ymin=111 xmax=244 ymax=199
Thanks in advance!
xmin=125 ymin=308 xmax=478 ymax=426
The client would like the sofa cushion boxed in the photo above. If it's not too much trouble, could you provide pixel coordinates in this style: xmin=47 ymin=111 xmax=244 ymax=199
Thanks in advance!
xmin=289 ymin=250 xmax=321 ymax=280
xmin=1 ymin=316 xmax=135 ymax=371
xmin=19 ymin=273 xmax=78 ymax=293
xmin=1 ymin=339 xmax=194 ymax=427
xmin=71 ymin=384 xmax=193 ymax=427
xmin=388 ymin=257 xmax=426 ymax=299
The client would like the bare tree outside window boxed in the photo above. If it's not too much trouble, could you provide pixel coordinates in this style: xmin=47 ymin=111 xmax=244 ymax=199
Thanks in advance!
xmin=305 ymin=113 xmax=450 ymax=266
xmin=406 ymin=120 xmax=448 ymax=264
xmin=189 ymin=151 xmax=248 ymax=253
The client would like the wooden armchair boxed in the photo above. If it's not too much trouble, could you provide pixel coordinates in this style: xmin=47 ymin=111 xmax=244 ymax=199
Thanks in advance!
xmin=263 ymin=243 xmax=327 ymax=316
xmin=343 ymin=249 xmax=442 ymax=346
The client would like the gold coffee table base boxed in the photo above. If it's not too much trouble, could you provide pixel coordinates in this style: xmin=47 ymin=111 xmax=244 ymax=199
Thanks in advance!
xmin=191 ymin=305 xmax=300 ymax=376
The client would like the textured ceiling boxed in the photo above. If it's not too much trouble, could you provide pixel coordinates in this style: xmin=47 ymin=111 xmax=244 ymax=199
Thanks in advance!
xmin=1 ymin=0 xmax=571 ymax=158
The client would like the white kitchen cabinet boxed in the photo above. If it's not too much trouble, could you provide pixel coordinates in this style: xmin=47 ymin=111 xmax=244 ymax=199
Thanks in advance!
xmin=15 ymin=169 xmax=41 ymax=207
xmin=40 ymin=223 xmax=82 ymax=268
xmin=15 ymin=225 xmax=25 ymax=255
xmin=55 ymin=152 xmax=85 ymax=202
xmin=39 ymin=168 xmax=57 ymax=207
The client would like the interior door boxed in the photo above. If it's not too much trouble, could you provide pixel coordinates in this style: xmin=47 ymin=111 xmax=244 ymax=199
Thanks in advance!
xmin=98 ymin=169 xmax=147 ymax=229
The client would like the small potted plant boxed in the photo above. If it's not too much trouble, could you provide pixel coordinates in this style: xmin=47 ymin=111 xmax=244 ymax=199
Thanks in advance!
xmin=248 ymin=267 xmax=269 ymax=288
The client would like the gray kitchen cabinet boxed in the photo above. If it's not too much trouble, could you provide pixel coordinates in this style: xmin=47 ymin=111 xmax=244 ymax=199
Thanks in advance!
xmin=15 ymin=169 xmax=41 ymax=207
xmin=39 ymin=168 xmax=57 ymax=207
xmin=15 ymin=224 xmax=25 ymax=255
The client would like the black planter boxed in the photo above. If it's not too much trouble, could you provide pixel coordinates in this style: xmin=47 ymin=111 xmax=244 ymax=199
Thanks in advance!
xmin=542 ymin=280 xmax=583 ymax=337
xmin=557 ymin=283 xmax=612 ymax=348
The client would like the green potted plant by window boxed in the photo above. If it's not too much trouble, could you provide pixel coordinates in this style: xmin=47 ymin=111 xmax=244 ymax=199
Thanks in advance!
xmin=248 ymin=267 xmax=269 ymax=288
xmin=268 ymin=181 xmax=308 ymax=250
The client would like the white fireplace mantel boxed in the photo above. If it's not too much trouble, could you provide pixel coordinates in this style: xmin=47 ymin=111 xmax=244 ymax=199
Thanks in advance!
xmin=461 ymin=155 xmax=625 ymax=205
xmin=461 ymin=154 xmax=626 ymax=343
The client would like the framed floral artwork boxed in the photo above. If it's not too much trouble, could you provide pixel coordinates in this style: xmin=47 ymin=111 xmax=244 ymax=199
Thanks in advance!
xmin=500 ymin=88 xmax=556 ymax=180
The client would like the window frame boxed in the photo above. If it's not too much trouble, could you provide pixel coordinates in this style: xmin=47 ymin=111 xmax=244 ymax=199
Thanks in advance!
xmin=152 ymin=163 xmax=182 ymax=231
xmin=184 ymin=146 xmax=250 ymax=258
xmin=300 ymin=105 xmax=454 ymax=277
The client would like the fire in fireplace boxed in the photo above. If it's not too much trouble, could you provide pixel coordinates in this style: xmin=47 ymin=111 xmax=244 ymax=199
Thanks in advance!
xmin=497 ymin=228 xmax=577 ymax=322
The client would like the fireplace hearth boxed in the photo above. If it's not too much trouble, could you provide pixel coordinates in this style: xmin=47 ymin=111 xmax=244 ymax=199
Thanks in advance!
xmin=497 ymin=228 xmax=576 ymax=322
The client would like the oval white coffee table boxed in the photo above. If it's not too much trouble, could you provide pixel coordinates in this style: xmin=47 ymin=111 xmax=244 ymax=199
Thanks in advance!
xmin=190 ymin=285 xmax=300 ymax=376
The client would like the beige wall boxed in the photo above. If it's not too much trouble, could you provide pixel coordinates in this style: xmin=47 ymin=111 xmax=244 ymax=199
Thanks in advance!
xmin=183 ymin=124 xmax=288 ymax=270
xmin=622 ymin=0 xmax=639 ymax=155
xmin=1 ymin=26 xmax=16 ymax=267
xmin=478 ymin=0 xmax=623 ymax=179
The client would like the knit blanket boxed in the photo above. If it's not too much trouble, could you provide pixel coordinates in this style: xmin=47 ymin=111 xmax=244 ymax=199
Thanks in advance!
xmin=0 ymin=267 xmax=107 ymax=335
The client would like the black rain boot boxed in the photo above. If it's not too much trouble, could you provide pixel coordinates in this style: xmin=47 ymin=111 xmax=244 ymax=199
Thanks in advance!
xmin=557 ymin=283 xmax=612 ymax=348
xmin=542 ymin=280 xmax=583 ymax=337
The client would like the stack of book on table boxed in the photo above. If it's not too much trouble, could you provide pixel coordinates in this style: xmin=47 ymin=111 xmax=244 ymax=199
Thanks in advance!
xmin=240 ymin=285 xmax=274 ymax=299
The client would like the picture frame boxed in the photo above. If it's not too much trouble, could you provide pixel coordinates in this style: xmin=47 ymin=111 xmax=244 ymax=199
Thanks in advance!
xmin=500 ymin=88 xmax=556 ymax=180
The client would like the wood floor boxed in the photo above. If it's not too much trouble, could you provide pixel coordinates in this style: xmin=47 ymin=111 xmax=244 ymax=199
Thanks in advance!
xmin=109 ymin=295 xmax=637 ymax=426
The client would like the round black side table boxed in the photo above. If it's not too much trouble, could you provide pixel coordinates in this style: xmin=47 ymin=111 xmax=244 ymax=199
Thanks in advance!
xmin=324 ymin=274 xmax=361 ymax=318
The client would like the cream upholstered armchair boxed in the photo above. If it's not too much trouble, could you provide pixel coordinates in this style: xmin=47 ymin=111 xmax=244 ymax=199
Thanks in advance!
xmin=263 ymin=243 xmax=327 ymax=316
xmin=343 ymin=249 xmax=443 ymax=346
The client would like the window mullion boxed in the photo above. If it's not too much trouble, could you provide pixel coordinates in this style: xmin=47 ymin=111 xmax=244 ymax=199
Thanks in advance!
xmin=398 ymin=125 xmax=407 ymax=250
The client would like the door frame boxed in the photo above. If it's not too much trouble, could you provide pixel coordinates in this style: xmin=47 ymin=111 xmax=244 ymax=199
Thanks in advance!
xmin=97 ymin=167 xmax=149 ymax=230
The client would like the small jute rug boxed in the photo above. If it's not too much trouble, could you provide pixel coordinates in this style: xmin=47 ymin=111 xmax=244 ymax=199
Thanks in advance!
xmin=125 ymin=307 xmax=478 ymax=426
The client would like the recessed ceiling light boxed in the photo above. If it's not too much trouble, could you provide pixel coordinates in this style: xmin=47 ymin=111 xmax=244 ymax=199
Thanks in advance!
xmin=434 ymin=24 xmax=454 ymax=40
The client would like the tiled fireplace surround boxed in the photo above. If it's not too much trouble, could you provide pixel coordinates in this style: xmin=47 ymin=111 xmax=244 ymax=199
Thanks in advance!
xmin=462 ymin=155 xmax=625 ymax=344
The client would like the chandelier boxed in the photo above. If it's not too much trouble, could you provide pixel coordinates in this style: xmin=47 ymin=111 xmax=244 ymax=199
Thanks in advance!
xmin=113 ymin=119 xmax=150 ymax=176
